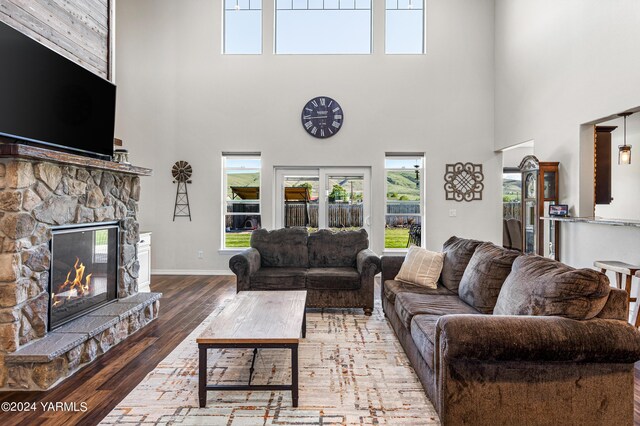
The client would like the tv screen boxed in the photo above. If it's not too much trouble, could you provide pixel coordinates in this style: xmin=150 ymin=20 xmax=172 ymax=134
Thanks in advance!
xmin=0 ymin=22 xmax=116 ymax=159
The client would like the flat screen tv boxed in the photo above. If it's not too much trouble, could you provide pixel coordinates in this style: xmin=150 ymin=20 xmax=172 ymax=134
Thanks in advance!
xmin=0 ymin=22 xmax=116 ymax=159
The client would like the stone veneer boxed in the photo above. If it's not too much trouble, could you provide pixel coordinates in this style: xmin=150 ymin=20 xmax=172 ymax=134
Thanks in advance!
xmin=0 ymin=157 xmax=156 ymax=390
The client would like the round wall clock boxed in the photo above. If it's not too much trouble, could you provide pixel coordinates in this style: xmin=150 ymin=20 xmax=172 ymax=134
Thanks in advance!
xmin=301 ymin=96 xmax=343 ymax=139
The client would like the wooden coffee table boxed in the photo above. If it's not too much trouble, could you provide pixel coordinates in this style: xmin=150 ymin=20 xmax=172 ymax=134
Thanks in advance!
xmin=197 ymin=290 xmax=307 ymax=407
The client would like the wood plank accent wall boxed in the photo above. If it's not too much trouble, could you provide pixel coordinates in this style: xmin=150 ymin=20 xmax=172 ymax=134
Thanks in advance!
xmin=0 ymin=0 xmax=112 ymax=79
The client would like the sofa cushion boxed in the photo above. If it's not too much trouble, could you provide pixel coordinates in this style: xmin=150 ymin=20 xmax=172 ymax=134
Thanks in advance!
xmin=494 ymin=255 xmax=611 ymax=320
xmin=458 ymin=242 xmax=520 ymax=314
xmin=440 ymin=236 xmax=483 ymax=293
xmin=308 ymin=229 xmax=368 ymax=268
xmin=596 ymin=287 xmax=628 ymax=321
xmin=383 ymin=280 xmax=455 ymax=305
xmin=395 ymin=293 xmax=480 ymax=329
xmin=395 ymin=246 xmax=444 ymax=289
xmin=410 ymin=315 xmax=439 ymax=369
xmin=250 ymin=267 xmax=307 ymax=290
xmin=307 ymin=267 xmax=360 ymax=290
xmin=251 ymin=228 xmax=309 ymax=268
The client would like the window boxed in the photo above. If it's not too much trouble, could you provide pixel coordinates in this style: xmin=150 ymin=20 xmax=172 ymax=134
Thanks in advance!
xmin=224 ymin=0 xmax=262 ymax=54
xmin=275 ymin=0 xmax=372 ymax=54
xmin=386 ymin=0 xmax=425 ymax=54
xmin=503 ymin=168 xmax=522 ymax=220
xmin=223 ymin=154 xmax=261 ymax=248
xmin=385 ymin=155 xmax=424 ymax=249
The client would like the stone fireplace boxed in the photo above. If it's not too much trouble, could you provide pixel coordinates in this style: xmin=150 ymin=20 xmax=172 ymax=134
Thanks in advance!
xmin=0 ymin=142 xmax=159 ymax=391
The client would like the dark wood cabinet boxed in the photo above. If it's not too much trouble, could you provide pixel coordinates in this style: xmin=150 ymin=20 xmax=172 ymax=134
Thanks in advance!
xmin=594 ymin=126 xmax=616 ymax=205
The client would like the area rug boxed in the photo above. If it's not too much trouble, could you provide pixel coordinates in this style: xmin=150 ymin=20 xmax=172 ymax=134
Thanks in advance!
xmin=101 ymin=300 xmax=441 ymax=425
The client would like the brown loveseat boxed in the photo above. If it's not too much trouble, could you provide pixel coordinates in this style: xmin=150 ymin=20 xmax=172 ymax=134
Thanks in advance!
xmin=230 ymin=228 xmax=380 ymax=315
xmin=382 ymin=236 xmax=640 ymax=425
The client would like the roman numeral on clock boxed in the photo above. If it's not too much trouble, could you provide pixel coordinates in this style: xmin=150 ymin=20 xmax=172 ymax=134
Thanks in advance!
xmin=305 ymin=121 xmax=313 ymax=129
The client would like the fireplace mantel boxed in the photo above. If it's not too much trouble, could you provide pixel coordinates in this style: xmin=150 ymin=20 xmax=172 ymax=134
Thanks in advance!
xmin=0 ymin=142 xmax=152 ymax=176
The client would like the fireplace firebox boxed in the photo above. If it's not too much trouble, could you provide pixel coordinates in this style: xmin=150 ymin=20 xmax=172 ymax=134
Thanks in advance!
xmin=49 ymin=222 xmax=119 ymax=330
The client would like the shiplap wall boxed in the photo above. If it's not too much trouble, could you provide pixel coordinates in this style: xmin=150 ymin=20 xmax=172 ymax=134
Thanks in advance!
xmin=0 ymin=0 xmax=112 ymax=79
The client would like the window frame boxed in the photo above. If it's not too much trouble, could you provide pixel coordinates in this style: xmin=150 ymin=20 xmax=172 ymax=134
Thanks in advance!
xmin=384 ymin=0 xmax=426 ymax=55
xmin=274 ymin=0 xmax=373 ymax=55
xmin=222 ymin=0 xmax=263 ymax=55
xmin=384 ymin=154 xmax=425 ymax=251
xmin=221 ymin=153 xmax=262 ymax=250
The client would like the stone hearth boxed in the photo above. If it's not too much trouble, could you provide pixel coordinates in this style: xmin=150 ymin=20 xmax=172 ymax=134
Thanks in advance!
xmin=0 ymin=143 xmax=156 ymax=391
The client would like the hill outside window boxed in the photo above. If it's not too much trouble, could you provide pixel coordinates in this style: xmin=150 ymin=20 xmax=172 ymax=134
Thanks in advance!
xmin=385 ymin=154 xmax=424 ymax=249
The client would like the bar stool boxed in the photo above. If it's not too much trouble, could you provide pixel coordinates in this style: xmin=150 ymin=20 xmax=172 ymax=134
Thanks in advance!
xmin=594 ymin=261 xmax=640 ymax=326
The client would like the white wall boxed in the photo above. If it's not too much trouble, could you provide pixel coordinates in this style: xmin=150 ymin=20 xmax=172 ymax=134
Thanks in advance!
xmin=502 ymin=145 xmax=534 ymax=168
xmin=594 ymin=113 xmax=640 ymax=220
xmin=495 ymin=0 xmax=640 ymax=268
xmin=114 ymin=0 xmax=500 ymax=274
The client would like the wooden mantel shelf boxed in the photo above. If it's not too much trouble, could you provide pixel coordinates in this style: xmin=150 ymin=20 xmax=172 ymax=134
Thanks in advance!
xmin=0 ymin=142 xmax=152 ymax=176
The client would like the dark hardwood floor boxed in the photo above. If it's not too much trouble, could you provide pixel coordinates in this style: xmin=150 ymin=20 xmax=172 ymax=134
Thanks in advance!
xmin=0 ymin=275 xmax=236 ymax=426
xmin=1 ymin=275 xmax=640 ymax=425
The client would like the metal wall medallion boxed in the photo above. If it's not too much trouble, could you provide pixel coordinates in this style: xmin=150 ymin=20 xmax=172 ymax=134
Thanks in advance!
xmin=444 ymin=162 xmax=484 ymax=202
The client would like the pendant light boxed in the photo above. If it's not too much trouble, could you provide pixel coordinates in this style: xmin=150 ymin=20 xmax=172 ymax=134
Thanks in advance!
xmin=618 ymin=112 xmax=633 ymax=165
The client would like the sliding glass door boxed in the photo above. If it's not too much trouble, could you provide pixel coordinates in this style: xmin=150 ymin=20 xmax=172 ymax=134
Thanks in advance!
xmin=275 ymin=167 xmax=371 ymax=237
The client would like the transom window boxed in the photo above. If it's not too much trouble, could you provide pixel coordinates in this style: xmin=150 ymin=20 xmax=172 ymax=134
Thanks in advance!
xmin=223 ymin=154 xmax=262 ymax=248
xmin=275 ymin=0 xmax=372 ymax=54
xmin=386 ymin=0 xmax=425 ymax=54
xmin=223 ymin=0 xmax=262 ymax=54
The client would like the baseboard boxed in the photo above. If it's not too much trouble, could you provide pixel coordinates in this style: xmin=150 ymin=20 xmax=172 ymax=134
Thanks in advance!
xmin=151 ymin=269 xmax=234 ymax=276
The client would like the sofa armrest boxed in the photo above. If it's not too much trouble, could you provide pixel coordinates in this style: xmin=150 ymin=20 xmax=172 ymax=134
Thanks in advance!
xmin=380 ymin=255 xmax=404 ymax=283
xmin=436 ymin=314 xmax=640 ymax=364
xmin=357 ymin=249 xmax=381 ymax=276
xmin=229 ymin=248 xmax=261 ymax=291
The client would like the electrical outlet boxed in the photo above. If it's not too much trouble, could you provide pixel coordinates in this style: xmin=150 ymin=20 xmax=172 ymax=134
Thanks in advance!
xmin=197 ymin=250 xmax=204 ymax=259
xmin=448 ymin=209 xmax=457 ymax=217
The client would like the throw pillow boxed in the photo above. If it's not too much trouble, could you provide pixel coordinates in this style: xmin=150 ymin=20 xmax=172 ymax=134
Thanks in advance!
xmin=494 ymin=255 xmax=611 ymax=320
xmin=440 ymin=236 xmax=484 ymax=292
xmin=395 ymin=246 xmax=444 ymax=289
xmin=458 ymin=242 xmax=520 ymax=314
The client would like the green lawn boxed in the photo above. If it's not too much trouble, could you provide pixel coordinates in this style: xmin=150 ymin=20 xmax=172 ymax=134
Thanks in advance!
xmin=385 ymin=227 xmax=410 ymax=249
xmin=226 ymin=228 xmax=411 ymax=249
xmin=225 ymin=233 xmax=252 ymax=247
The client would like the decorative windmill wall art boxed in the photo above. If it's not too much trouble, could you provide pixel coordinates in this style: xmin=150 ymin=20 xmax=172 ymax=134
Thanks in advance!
xmin=172 ymin=161 xmax=192 ymax=221
xmin=443 ymin=162 xmax=484 ymax=201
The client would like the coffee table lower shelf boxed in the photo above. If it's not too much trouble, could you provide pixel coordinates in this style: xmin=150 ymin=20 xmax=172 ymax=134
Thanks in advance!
xmin=198 ymin=342 xmax=299 ymax=407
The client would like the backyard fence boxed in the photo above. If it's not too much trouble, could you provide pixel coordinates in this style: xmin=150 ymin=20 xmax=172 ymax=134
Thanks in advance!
xmin=503 ymin=201 xmax=521 ymax=220
xmin=285 ymin=203 xmax=363 ymax=228
xmin=386 ymin=201 xmax=421 ymax=227
xmin=284 ymin=201 xmax=422 ymax=229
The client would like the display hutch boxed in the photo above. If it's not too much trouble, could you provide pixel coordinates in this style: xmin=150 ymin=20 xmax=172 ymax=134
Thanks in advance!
xmin=519 ymin=155 xmax=560 ymax=260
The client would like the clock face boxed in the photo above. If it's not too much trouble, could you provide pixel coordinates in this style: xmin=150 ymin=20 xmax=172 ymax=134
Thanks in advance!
xmin=525 ymin=173 xmax=536 ymax=198
xmin=301 ymin=96 xmax=343 ymax=139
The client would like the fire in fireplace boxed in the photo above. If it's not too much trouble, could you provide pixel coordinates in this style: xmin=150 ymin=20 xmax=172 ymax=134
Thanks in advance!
xmin=49 ymin=222 xmax=119 ymax=330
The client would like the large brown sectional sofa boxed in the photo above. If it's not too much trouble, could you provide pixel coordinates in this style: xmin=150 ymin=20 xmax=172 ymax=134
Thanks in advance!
xmin=382 ymin=236 xmax=640 ymax=425
xmin=230 ymin=228 xmax=380 ymax=315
